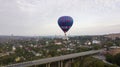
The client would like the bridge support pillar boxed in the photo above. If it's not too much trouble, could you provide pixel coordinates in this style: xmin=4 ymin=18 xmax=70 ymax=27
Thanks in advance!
xmin=71 ymin=58 xmax=74 ymax=63
xmin=60 ymin=60 xmax=63 ymax=67
xmin=58 ymin=61 xmax=60 ymax=67
xmin=46 ymin=63 xmax=50 ymax=67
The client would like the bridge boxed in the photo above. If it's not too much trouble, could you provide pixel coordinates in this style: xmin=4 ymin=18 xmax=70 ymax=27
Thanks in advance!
xmin=4 ymin=49 xmax=103 ymax=67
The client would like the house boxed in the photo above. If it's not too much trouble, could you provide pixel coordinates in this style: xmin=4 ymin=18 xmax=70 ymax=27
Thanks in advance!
xmin=84 ymin=40 xmax=91 ymax=45
xmin=55 ymin=42 xmax=62 ymax=45
xmin=105 ymin=46 xmax=120 ymax=55
xmin=92 ymin=40 xmax=101 ymax=44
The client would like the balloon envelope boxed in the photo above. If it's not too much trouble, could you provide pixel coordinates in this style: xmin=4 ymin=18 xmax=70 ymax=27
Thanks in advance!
xmin=58 ymin=16 xmax=73 ymax=33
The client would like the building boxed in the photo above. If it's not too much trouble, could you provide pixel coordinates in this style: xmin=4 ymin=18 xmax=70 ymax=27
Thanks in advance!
xmin=104 ymin=33 xmax=120 ymax=40
xmin=12 ymin=46 xmax=16 ymax=51
xmin=92 ymin=40 xmax=101 ymax=44
xmin=84 ymin=40 xmax=91 ymax=45
xmin=108 ymin=46 xmax=120 ymax=55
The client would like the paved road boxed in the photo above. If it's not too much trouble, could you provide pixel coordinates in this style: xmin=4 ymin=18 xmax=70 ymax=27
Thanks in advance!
xmin=4 ymin=49 xmax=103 ymax=67
xmin=93 ymin=55 xmax=113 ymax=65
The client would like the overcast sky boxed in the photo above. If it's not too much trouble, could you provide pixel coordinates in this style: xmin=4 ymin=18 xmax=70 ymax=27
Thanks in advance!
xmin=0 ymin=0 xmax=120 ymax=36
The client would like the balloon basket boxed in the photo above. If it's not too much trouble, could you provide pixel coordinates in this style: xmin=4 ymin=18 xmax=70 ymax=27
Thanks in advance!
xmin=62 ymin=33 xmax=69 ymax=40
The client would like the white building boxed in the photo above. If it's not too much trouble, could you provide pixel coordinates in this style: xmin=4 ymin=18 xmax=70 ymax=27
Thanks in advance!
xmin=92 ymin=40 xmax=101 ymax=44
xmin=55 ymin=42 xmax=62 ymax=45
xmin=12 ymin=46 xmax=16 ymax=51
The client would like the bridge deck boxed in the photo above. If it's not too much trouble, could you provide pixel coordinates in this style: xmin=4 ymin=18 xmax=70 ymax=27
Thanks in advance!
xmin=4 ymin=49 xmax=103 ymax=67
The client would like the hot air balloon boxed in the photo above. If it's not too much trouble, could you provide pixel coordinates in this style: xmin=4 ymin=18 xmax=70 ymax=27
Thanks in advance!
xmin=58 ymin=16 xmax=73 ymax=37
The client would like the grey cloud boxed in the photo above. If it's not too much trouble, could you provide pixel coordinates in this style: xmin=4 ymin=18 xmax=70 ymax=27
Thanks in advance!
xmin=0 ymin=0 xmax=120 ymax=35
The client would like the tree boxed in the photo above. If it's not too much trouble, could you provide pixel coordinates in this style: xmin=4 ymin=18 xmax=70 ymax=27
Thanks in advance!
xmin=114 ymin=53 xmax=120 ymax=66
xmin=105 ymin=53 xmax=114 ymax=63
